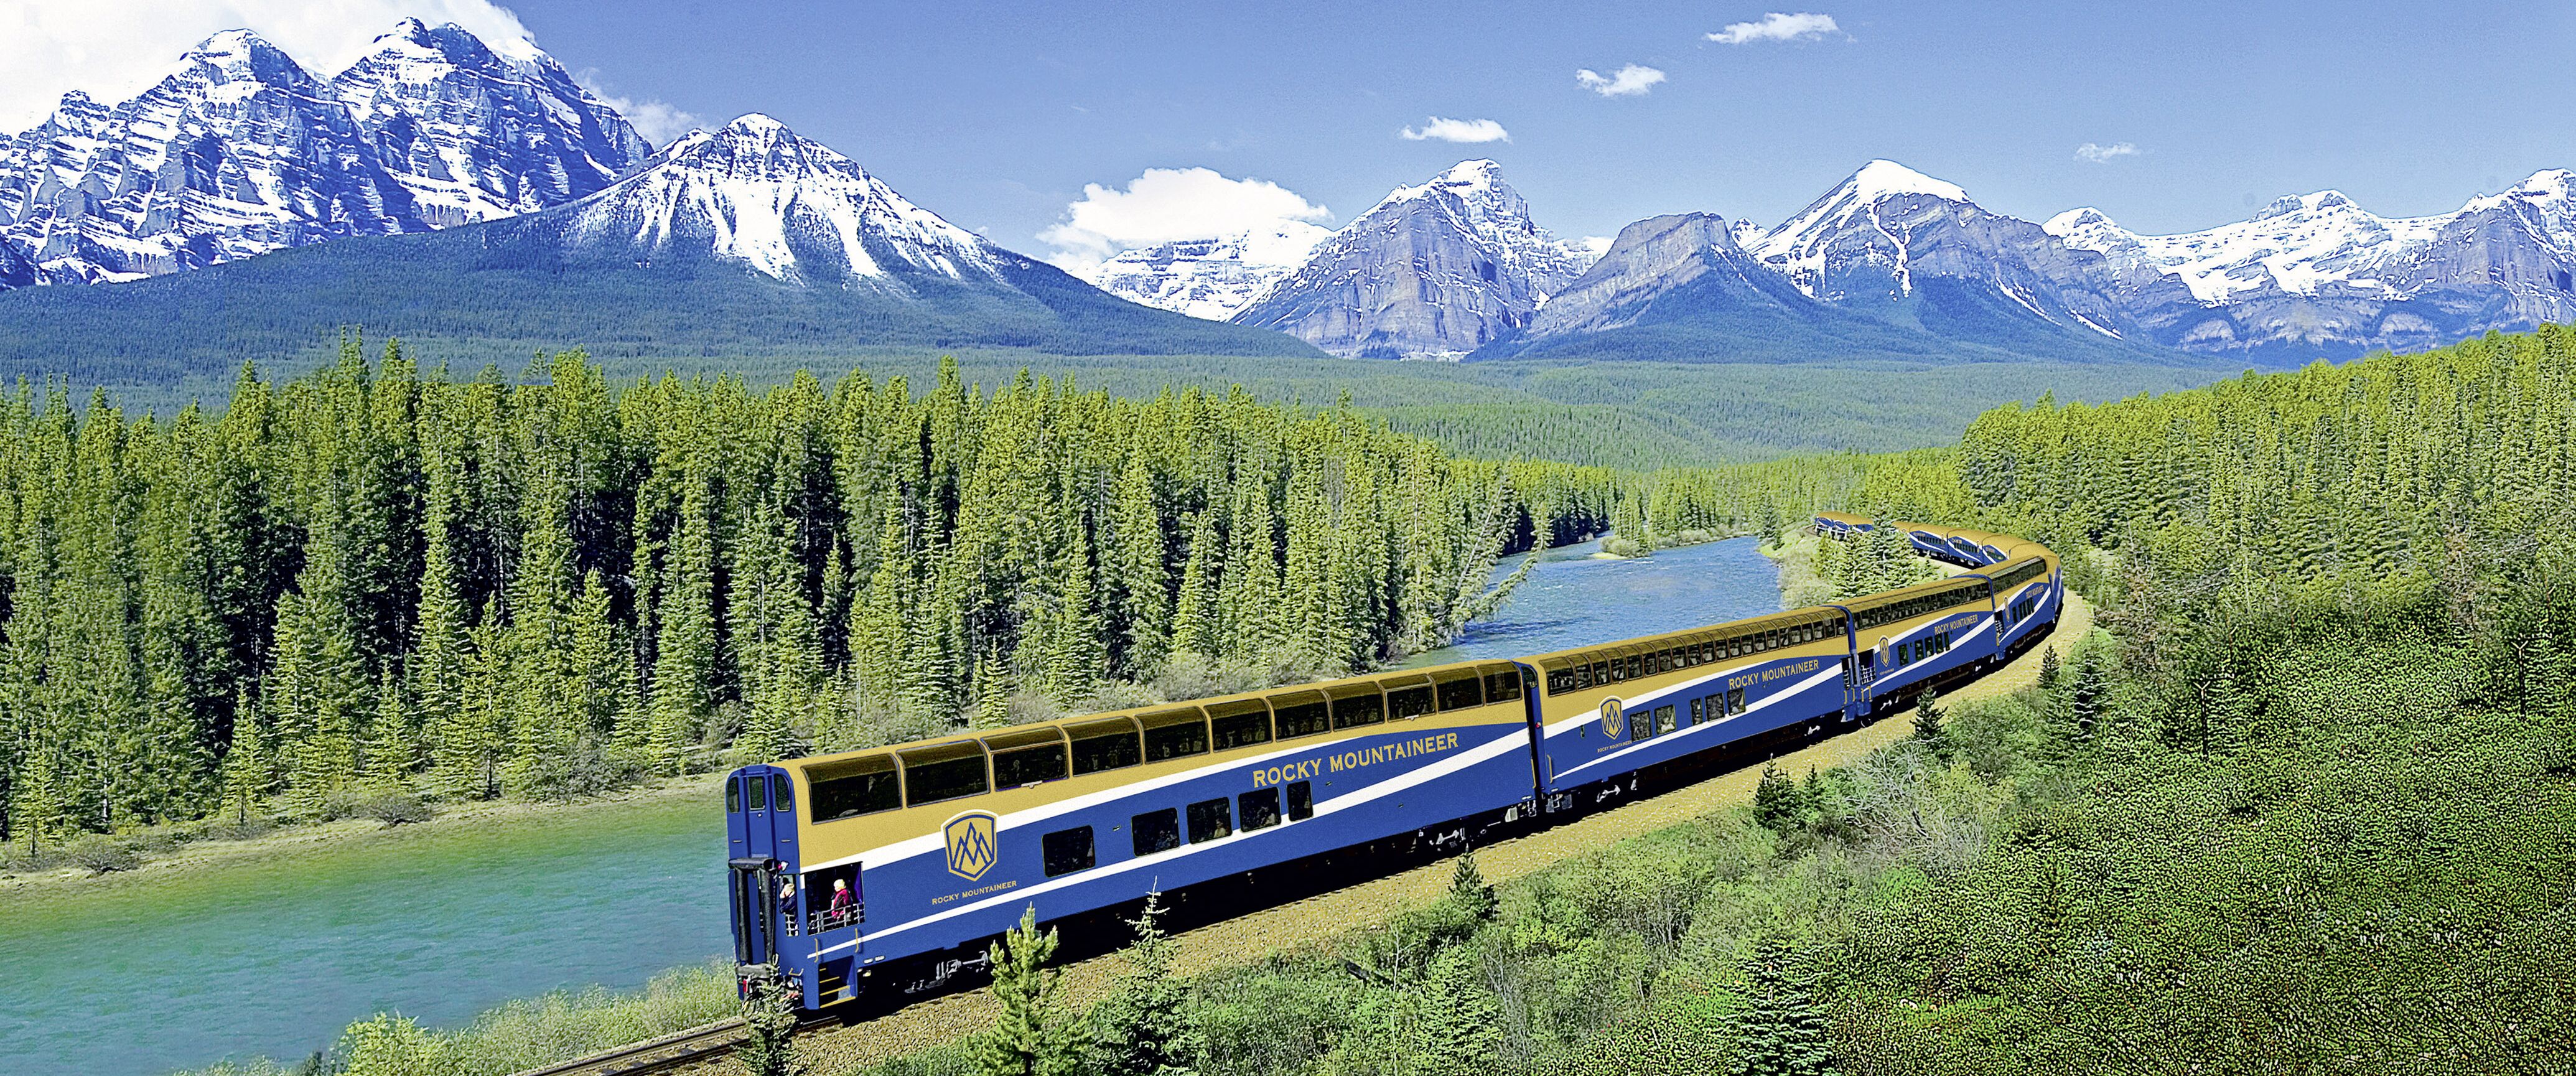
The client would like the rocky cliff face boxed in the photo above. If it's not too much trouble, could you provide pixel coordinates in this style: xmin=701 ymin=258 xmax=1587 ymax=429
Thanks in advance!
xmin=329 ymin=18 xmax=650 ymax=228
xmin=1230 ymin=160 xmax=1592 ymax=358
xmin=1519 ymin=212 xmax=1803 ymax=335
xmin=0 ymin=21 xmax=646 ymax=288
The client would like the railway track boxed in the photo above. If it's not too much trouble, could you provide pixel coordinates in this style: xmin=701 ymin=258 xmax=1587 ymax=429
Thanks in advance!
xmin=508 ymin=1017 xmax=746 ymax=1076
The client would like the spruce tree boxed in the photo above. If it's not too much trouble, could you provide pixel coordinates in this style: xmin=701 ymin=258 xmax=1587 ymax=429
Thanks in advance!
xmin=2037 ymin=644 xmax=2062 ymax=690
xmin=1420 ymin=946 xmax=1501 ymax=1076
xmin=1910 ymin=687 xmax=1949 ymax=760
xmin=2070 ymin=652 xmax=2108 ymax=744
xmin=1730 ymin=938 xmax=1839 ymax=1076
xmin=1448 ymin=848 xmax=1498 ymax=922
xmin=1752 ymin=760 xmax=1803 ymax=835
xmin=736 ymin=974 xmax=804 ymax=1076
xmin=975 ymin=905 xmax=1080 ymax=1076
xmin=1093 ymin=891 xmax=1200 ymax=1076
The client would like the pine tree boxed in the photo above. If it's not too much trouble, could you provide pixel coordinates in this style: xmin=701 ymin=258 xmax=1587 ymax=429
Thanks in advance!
xmin=1730 ymin=938 xmax=1839 ymax=1076
xmin=1447 ymin=848 xmax=1498 ymax=922
xmin=2069 ymin=652 xmax=2107 ymax=744
xmin=1910 ymin=687 xmax=1949 ymax=760
xmin=2037 ymin=644 xmax=2062 ymax=690
xmin=1170 ymin=511 xmax=1219 ymax=661
xmin=736 ymin=975 xmax=804 ymax=1076
xmin=1420 ymin=946 xmax=1501 ymax=1076
xmin=1108 ymin=449 xmax=1171 ymax=680
xmin=218 ymin=692 xmax=268 ymax=825
xmin=975 ymin=905 xmax=1080 ymax=1076
xmin=1752 ymin=760 xmax=1803 ymax=835
xmin=1093 ymin=891 xmax=1201 ymax=1076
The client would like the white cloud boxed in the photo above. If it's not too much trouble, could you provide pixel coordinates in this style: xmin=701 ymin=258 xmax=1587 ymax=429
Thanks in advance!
xmin=0 ymin=1 xmax=567 ymax=129
xmin=1706 ymin=12 xmax=1841 ymax=45
xmin=1039 ymin=167 xmax=1334 ymax=272
xmin=1399 ymin=116 xmax=1511 ymax=144
xmin=1576 ymin=65 xmax=1666 ymax=97
xmin=574 ymin=69 xmax=698 ymax=144
xmin=2074 ymin=141 xmax=2140 ymax=163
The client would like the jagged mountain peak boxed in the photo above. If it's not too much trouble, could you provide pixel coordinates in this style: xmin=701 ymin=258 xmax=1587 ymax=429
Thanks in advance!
xmin=561 ymin=113 xmax=999 ymax=283
xmin=2254 ymin=190 xmax=2361 ymax=221
xmin=0 ymin=17 xmax=648 ymax=286
xmin=1230 ymin=157 xmax=1591 ymax=357
xmin=365 ymin=16 xmax=550 ymax=69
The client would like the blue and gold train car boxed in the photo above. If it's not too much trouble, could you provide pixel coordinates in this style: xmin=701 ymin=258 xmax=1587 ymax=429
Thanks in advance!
xmin=727 ymin=517 xmax=2061 ymax=1009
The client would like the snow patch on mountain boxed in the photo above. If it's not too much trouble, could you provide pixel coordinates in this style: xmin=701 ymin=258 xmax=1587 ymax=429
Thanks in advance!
xmin=2046 ymin=191 xmax=2450 ymax=302
xmin=562 ymin=113 xmax=1001 ymax=283
xmin=1752 ymin=159 xmax=1976 ymax=298
xmin=1086 ymin=221 xmax=1332 ymax=319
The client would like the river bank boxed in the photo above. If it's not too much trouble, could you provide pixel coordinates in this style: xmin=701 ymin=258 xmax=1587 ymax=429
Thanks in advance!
xmin=0 ymin=773 xmax=726 ymax=899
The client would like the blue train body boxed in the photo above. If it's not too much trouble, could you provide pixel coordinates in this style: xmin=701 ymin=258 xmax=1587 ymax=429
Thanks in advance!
xmin=722 ymin=518 xmax=2060 ymax=1009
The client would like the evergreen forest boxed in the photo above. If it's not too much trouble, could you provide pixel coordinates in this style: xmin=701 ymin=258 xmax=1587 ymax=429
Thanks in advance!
xmin=0 ymin=342 xmax=1638 ymax=848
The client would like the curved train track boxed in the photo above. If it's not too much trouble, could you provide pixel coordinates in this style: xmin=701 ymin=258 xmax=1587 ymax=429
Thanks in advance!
xmin=508 ymin=1018 xmax=746 ymax=1076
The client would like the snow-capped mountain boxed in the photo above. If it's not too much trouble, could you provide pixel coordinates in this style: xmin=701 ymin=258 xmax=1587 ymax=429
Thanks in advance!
xmin=0 ymin=21 xmax=646 ymax=288
xmin=1085 ymin=222 xmax=1332 ymax=320
xmin=1231 ymin=160 xmax=1594 ymax=359
xmin=551 ymin=113 xmax=1004 ymax=284
xmin=1744 ymin=159 xmax=2187 ymax=342
xmin=2048 ymin=171 xmax=2576 ymax=353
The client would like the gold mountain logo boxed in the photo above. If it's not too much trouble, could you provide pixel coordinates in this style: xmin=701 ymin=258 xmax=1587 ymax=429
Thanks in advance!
xmin=1599 ymin=697 xmax=1624 ymax=737
xmin=943 ymin=810 xmax=999 ymax=881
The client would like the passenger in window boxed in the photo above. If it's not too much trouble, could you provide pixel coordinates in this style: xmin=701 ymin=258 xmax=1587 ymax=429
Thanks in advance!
xmin=777 ymin=875 xmax=799 ymax=933
xmin=828 ymin=878 xmax=856 ymax=928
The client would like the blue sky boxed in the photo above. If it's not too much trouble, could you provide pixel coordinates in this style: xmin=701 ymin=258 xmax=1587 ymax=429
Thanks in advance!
xmin=12 ymin=1 xmax=2576 ymax=261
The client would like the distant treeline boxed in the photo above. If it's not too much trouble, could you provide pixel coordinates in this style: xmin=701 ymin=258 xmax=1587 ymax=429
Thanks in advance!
xmin=0 ymin=344 xmax=1638 ymax=844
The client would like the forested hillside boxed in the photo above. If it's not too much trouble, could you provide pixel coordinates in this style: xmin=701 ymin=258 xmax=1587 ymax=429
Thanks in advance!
xmin=0 ymin=345 xmax=1622 ymax=848
xmin=857 ymin=325 xmax=2576 ymax=1076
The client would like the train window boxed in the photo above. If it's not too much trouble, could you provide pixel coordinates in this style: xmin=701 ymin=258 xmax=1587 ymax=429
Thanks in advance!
xmin=1141 ymin=708 xmax=1210 ymax=762
xmin=900 ymin=743 xmax=989 ymax=807
xmin=1656 ymin=705 xmax=1676 ymax=735
xmin=1572 ymin=665 xmax=1592 ymax=690
xmin=770 ymin=775 xmax=791 ymax=813
xmin=1286 ymin=780 xmax=1314 ymax=821
xmin=1132 ymin=809 xmax=1180 ymax=856
xmin=1388 ymin=684 xmax=1435 ymax=721
xmin=1042 ymin=827 xmax=1094 ymax=877
xmin=1589 ymin=660 xmax=1608 ymax=686
xmin=1627 ymin=655 xmax=1645 ymax=680
xmin=1546 ymin=668 xmax=1575 ymax=695
xmin=1239 ymin=788 xmax=1281 ymax=831
xmin=747 ymin=774 xmax=769 ymax=811
xmin=808 ymin=755 xmax=900 ymax=822
xmin=1274 ymin=694 xmax=1330 ymax=739
xmin=1210 ymin=699 xmax=1274 ymax=751
xmin=1608 ymin=659 xmax=1626 ymax=683
xmin=1689 ymin=698 xmax=1704 ymax=726
xmin=1187 ymin=797 xmax=1233 ymax=843
xmin=1332 ymin=689 xmax=1386 ymax=730
xmin=727 ymin=777 xmax=740 ymax=813
xmin=1485 ymin=669 xmax=1523 ymax=703
xmin=1630 ymin=705 xmax=1654 ymax=741
xmin=992 ymin=744 xmax=1068 ymax=788
xmin=1727 ymin=688 xmax=1746 ymax=714
xmin=1069 ymin=719 xmax=1142 ymax=775
xmin=1435 ymin=674 xmax=1483 ymax=712
xmin=1700 ymin=642 xmax=1717 ymax=664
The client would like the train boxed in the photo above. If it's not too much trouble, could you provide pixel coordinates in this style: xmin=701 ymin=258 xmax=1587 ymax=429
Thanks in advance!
xmin=722 ymin=516 xmax=2060 ymax=1009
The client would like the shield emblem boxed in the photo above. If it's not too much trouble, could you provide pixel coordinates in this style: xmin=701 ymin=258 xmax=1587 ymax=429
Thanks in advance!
xmin=1599 ymin=698 xmax=1625 ymax=737
xmin=943 ymin=811 xmax=998 ymax=881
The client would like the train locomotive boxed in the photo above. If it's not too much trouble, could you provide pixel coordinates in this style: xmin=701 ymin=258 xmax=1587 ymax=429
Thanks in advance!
xmin=724 ymin=517 xmax=2060 ymax=1009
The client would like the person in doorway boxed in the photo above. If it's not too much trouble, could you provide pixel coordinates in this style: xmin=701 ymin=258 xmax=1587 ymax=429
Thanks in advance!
xmin=827 ymin=877 xmax=856 ymax=928
xmin=777 ymin=874 xmax=798 ymax=934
